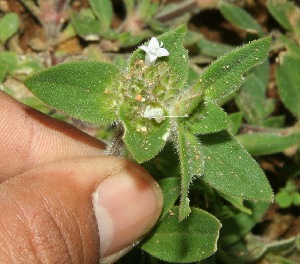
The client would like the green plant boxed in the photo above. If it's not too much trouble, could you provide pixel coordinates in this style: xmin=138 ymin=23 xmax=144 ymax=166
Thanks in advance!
xmin=24 ymin=25 xmax=273 ymax=262
xmin=275 ymin=180 xmax=300 ymax=208
xmin=0 ymin=12 xmax=20 ymax=45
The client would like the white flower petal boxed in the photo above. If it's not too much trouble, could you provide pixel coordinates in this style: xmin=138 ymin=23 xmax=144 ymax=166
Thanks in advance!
xmin=156 ymin=48 xmax=169 ymax=57
xmin=139 ymin=45 xmax=149 ymax=52
xmin=148 ymin=37 xmax=160 ymax=49
xmin=148 ymin=53 xmax=158 ymax=62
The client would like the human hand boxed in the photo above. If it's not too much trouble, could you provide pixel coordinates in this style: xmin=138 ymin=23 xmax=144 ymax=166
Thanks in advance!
xmin=0 ymin=91 xmax=163 ymax=263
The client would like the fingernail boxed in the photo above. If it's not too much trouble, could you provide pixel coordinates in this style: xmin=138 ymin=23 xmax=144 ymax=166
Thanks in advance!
xmin=92 ymin=166 xmax=163 ymax=259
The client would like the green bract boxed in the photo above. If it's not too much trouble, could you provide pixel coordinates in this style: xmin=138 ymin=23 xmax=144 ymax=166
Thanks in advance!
xmin=24 ymin=25 xmax=273 ymax=262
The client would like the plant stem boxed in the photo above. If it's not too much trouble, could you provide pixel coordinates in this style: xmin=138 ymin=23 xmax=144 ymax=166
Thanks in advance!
xmin=106 ymin=124 xmax=125 ymax=156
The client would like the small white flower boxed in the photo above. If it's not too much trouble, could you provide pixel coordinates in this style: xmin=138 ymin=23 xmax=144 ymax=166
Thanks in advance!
xmin=143 ymin=105 xmax=164 ymax=123
xmin=139 ymin=37 xmax=169 ymax=66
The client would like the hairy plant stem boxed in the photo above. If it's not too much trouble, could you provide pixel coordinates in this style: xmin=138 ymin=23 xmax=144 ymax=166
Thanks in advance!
xmin=106 ymin=124 xmax=125 ymax=156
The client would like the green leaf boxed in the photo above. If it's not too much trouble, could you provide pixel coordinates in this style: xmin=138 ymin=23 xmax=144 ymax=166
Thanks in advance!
xmin=200 ymin=130 xmax=273 ymax=202
xmin=235 ymin=72 xmax=275 ymax=125
xmin=278 ymin=33 xmax=300 ymax=59
xmin=236 ymin=130 xmax=300 ymax=156
xmin=0 ymin=60 xmax=8 ymax=82
xmin=0 ymin=13 xmax=20 ymax=44
xmin=276 ymin=55 xmax=300 ymax=117
xmin=0 ymin=51 xmax=18 ymax=74
xmin=219 ymin=192 xmax=252 ymax=215
xmin=228 ymin=112 xmax=243 ymax=135
xmin=141 ymin=206 xmax=221 ymax=263
xmin=176 ymin=124 xmax=204 ymax=220
xmin=158 ymin=177 xmax=181 ymax=219
xmin=193 ymin=37 xmax=271 ymax=103
xmin=292 ymin=192 xmax=300 ymax=205
xmin=119 ymin=104 xmax=171 ymax=163
xmin=24 ymin=61 xmax=121 ymax=123
xmin=197 ymin=37 xmax=234 ymax=58
xmin=220 ymin=3 xmax=263 ymax=35
xmin=275 ymin=191 xmax=292 ymax=208
xmin=71 ymin=10 xmax=101 ymax=40
xmin=187 ymin=101 xmax=230 ymax=134
xmin=89 ymin=0 xmax=113 ymax=30
xmin=220 ymin=201 xmax=269 ymax=246
xmin=138 ymin=0 xmax=159 ymax=22
xmin=267 ymin=0 xmax=293 ymax=31
xmin=128 ymin=25 xmax=189 ymax=91
xmin=262 ymin=115 xmax=285 ymax=128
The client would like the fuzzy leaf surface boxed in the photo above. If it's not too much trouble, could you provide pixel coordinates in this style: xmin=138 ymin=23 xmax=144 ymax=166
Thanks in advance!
xmin=119 ymin=104 xmax=171 ymax=163
xmin=200 ymin=130 xmax=273 ymax=202
xmin=177 ymin=124 xmax=204 ymax=220
xmin=158 ymin=177 xmax=181 ymax=219
xmin=193 ymin=37 xmax=271 ymax=103
xmin=24 ymin=61 xmax=121 ymax=123
xmin=128 ymin=25 xmax=189 ymax=91
xmin=141 ymin=206 xmax=221 ymax=263
xmin=187 ymin=101 xmax=230 ymax=134
xmin=276 ymin=55 xmax=300 ymax=117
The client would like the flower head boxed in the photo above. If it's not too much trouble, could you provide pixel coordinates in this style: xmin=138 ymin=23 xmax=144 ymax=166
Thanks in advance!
xmin=139 ymin=37 xmax=169 ymax=66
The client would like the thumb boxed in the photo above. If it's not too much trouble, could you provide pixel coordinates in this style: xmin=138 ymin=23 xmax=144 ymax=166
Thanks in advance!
xmin=0 ymin=156 xmax=163 ymax=263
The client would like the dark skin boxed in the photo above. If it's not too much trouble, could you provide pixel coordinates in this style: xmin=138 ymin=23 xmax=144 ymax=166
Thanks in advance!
xmin=0 ymin=91 xmax=163 ymax=263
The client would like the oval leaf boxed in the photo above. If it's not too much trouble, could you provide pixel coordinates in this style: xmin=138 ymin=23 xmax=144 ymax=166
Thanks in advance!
xmin=200 ymin=130 xmax=273 ymax=202
xmin=141 ymin=206 xmax=221 ymax=263
xmin=24 ymin=61 xmax=121 ymax=123
xmin=119 ymin=104 xmax=171 ymax=163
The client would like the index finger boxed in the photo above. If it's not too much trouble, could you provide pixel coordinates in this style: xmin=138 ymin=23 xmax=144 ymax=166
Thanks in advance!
xmin=0 ymin=92 xmax=105 ymax=180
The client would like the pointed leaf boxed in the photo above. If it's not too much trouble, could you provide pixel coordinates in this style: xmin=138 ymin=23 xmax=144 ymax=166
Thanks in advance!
xmin=177 ymin=124 xmax=204 ymax=220
xmin=236 ymin=130 xmax=300 ymax=156
xmin=119 ymin=104 xmax=171 ymax=163
xmin=187 ymin=101 xmax=230 ymax=134
xmin=193 ymin=37 xmax=271 ymax=103
xmin=267 ymin=0 xmax=293 ymax=31
xmin=24 ymin=61 xmax=121 ymax=123
xmin=141 ymin=206 xmax=221 ymax=263
xmin=276 ymin=55 xmax=300 ymax=117
xmin=128 ymin=25 xmax=189 ymax=91
xmin=200 ymin=130 xmax=273 ymax=202
xmin=220 ymin=3 xmax=263 ymax=35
